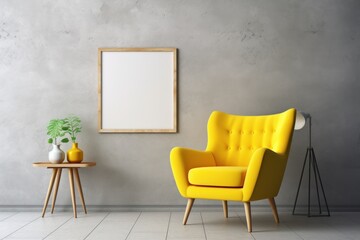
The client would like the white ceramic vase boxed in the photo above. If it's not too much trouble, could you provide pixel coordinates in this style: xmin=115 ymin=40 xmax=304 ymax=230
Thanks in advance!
xmin=49 ymin=144 xmax=65 ymax=163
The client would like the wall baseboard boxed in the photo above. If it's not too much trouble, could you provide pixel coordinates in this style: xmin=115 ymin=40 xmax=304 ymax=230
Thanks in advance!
xmin=0 ymin=205 xmax=359 ymax=212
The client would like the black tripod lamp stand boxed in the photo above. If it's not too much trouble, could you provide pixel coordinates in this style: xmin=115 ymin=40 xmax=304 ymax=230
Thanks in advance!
xmin=292 ymin=111 xmax=330 ymax=217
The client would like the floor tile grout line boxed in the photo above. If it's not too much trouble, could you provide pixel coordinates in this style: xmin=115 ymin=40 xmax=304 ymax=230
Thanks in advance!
xmin=235 ymin=210 xmax=256 ymax=239
xmin=200 ymin=212 xmax=208 ymax=240
xmin=125 ymin=211 xmax=142 ymax=240
xmin=240 ymin=211 xmax=316 ymax=239
xmin=42 ymin=214 xmax=74 ymax=240
xmin=278 ymin=214 xmax=309 ymax=240
xmin=283 ymin=222 xmax=305 ymax=240
xmin=165 ymin=212 xmax=172 ymax=240
xmin=320 ymin=216 xmax=355 ymax=240
xmin=3 ymin=211 xmax=359 ymax=240
xmin=0 ymin=212 xmax=19 ymax=222
xmin=1 ymin=215 xmax=42 ymax=240
xmin=319 ymin=217 xmax=356 ymax=240
xmin=83 ymin=212 xmax=111 ymax=240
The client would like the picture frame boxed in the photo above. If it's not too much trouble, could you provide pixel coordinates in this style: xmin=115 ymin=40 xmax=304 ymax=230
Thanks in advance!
xmin=98 ymin=48 xmax=177 ymax=133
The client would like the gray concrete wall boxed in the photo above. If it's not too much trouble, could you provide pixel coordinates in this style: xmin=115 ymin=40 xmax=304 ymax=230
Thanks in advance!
xmin=0 ymin=0 xmax=359 ymax=209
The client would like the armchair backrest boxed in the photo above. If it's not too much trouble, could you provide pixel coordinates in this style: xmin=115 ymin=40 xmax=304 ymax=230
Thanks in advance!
xmin=206 ymin=109 xmax=296 ymax=166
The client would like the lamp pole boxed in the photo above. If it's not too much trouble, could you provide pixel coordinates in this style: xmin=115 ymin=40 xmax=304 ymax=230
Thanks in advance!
xmin=292 ymin=113 xmax=330 ymax=217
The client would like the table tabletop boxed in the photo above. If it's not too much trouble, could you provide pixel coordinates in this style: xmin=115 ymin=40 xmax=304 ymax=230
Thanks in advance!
xmin=33 ymin=162 xmax=96 ymax=168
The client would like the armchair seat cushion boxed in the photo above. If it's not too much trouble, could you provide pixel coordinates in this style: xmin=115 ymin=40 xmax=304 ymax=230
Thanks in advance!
xmin=188 ymin=166 xmax=247 ymax=188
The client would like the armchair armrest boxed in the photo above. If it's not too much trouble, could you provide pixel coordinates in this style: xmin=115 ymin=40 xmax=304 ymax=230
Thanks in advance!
xmin=242 ymin=148 xmax=287 ymax=202
xmin=170 ymin=147 xmax=215 ymax=197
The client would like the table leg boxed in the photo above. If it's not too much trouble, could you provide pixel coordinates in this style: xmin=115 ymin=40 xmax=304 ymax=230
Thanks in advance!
xmin=42 ymin=168 xmax=58 ymax=217
xmin=74 ymin=168 xmax=87 ymax=214
xmin=51 ymin=168 xmax=62 ymax=214
xmin=68 ymin=168 xmax=77 ymax=218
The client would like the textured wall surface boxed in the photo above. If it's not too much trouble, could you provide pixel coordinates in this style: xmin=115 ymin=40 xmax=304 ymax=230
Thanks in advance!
xmin=0 ymin=0 xmax=359 ymax=209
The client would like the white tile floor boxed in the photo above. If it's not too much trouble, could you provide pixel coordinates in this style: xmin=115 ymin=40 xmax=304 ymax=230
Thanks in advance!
xmin=0 ymin=210 xmax=359 ymax=240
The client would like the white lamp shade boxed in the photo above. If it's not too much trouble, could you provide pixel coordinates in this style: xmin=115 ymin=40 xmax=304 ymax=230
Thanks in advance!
xmin=294 ymin=111 xmax=310 ymax=130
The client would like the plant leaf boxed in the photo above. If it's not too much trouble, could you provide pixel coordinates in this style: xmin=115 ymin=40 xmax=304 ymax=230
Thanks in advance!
xmin=63 ymin=115 xmax=82 ymax=141
xmin=47 ymin=119 xmax=66 ymax=139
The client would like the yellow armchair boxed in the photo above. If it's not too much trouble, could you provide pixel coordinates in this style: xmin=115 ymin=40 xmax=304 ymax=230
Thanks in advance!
xmin=170 ymin=108 xmax=296 ymax=232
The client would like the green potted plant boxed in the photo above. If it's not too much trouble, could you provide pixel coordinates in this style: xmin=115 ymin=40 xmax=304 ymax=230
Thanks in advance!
xmin=47 ymin=119 xmax=69 ymax=163
xmin=63 ymin=115 xmax=83 ymax=163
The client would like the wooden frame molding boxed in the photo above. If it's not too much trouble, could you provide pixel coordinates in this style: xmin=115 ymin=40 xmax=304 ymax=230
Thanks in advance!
xmin=98 ymin=48 xmax=178 ymax=133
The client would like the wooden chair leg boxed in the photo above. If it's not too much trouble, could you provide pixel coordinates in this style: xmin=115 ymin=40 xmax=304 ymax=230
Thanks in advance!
xmin=222 ymin=200 xmax=228 ymax=218
xmin=268 ymin=198 xmax=279 ymax=224
xmin=183 ymin=198 xmax=195 ymax=225
xmin=68 ymin=168 xmax=77 ymax=218
xmin=51 ymin=168 xmax=62 ymax=214
xmin=73 ymin=168 xmax=87 ymax=214
xmin=42 ymin=168 xmax=58 ymax=217
xmin=244 ymin=202 xmax=252 ymax=233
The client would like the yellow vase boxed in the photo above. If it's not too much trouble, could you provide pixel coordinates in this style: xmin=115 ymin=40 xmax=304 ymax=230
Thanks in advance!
xmin=67 ymin=143 xmax=83 ymax=163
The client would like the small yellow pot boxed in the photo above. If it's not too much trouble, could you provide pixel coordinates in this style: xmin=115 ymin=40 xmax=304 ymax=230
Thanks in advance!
xmin=67 ymin=143 xmax=83 ymax=163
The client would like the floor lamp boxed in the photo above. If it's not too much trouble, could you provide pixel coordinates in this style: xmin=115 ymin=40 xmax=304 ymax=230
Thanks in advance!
xmin=292 ymin=111 xmax=330 ymax=217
